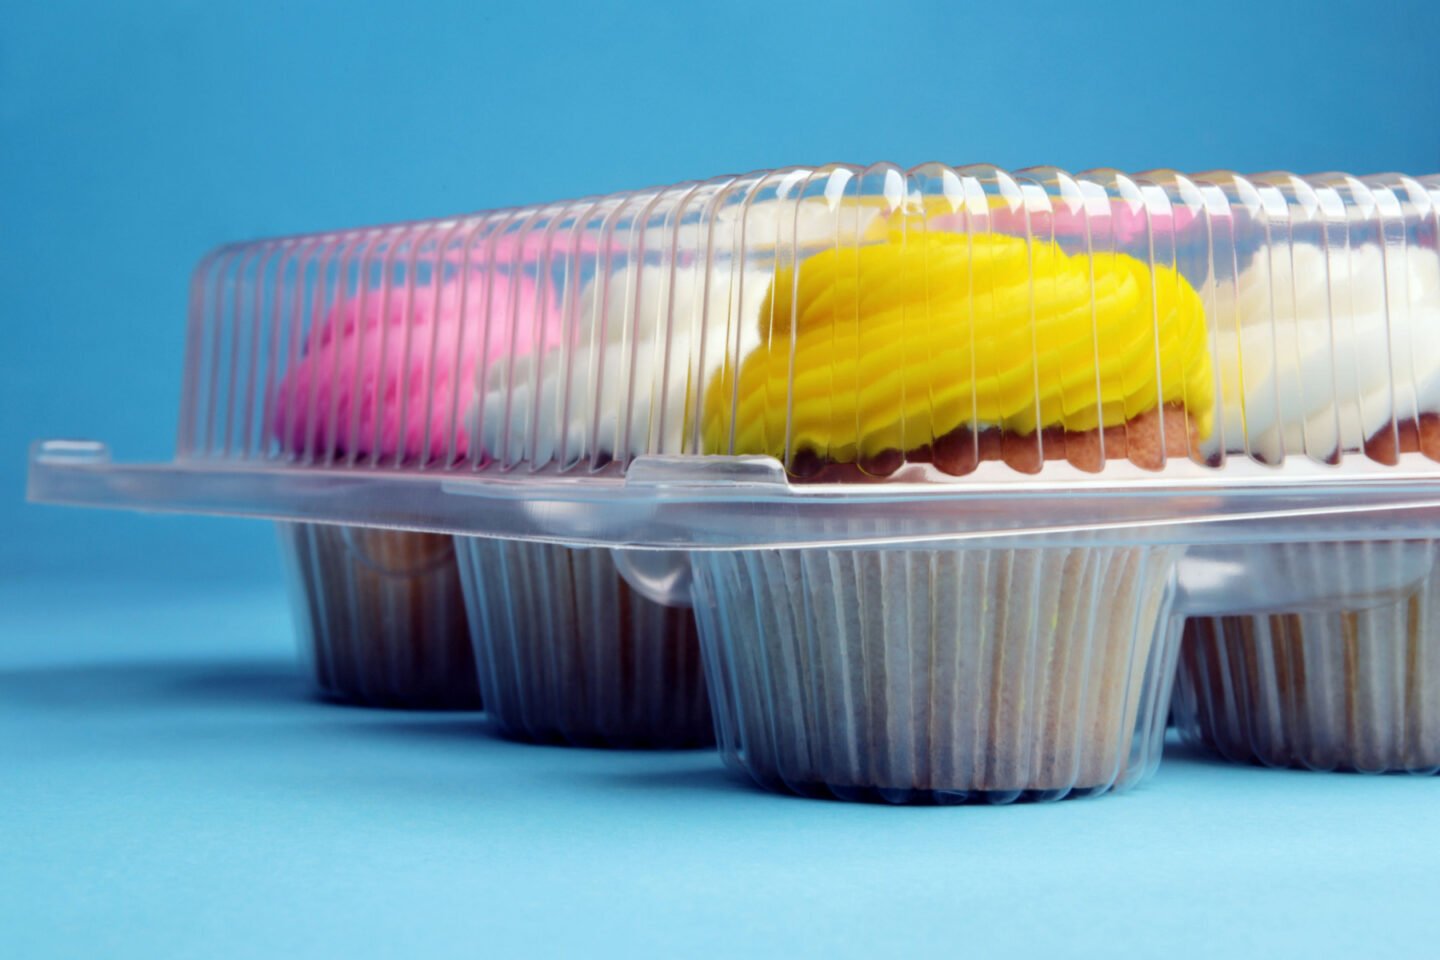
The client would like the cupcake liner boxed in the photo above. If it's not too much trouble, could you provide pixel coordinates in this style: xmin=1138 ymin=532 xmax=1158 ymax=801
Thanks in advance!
xmin=277 ymin=522 xmax=481 ymax=709
xmin=455 ymin=538 xmax=713 ymax=748
xmin=1175 ymin=540 xmax=1440 ymax=773
xmin=689 ymin=544 xmax=1182 ymax=803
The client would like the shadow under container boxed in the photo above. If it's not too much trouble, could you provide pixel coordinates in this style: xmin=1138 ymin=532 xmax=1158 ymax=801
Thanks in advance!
xmin=455 ymin=537 xmax=714 ymax=748
xmin=1173 ymin=540 xmax=1440 ymax=775
xmin=689 ymin=542 xmax=1184 ymax=804
xmin=278 ymin=522 xmax=482 ymax=709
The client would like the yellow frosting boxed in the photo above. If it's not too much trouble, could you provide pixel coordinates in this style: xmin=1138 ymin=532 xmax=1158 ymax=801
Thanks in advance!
xmin=699 ymin=230 xmax=1214 ymax=463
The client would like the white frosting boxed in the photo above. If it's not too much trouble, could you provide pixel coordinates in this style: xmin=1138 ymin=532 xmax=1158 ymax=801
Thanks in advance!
xmin=475 ymin=263 xmax=767 ymax=466
xmin=473 ymin=194 xmax=885 ymax=468
xmin=1211 ymin=243 xmax=1440 ymax=461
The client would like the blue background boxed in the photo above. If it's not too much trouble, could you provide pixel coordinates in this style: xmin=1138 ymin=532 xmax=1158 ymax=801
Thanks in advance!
xmin=4 ymin=1 xmax=1440 ymax=956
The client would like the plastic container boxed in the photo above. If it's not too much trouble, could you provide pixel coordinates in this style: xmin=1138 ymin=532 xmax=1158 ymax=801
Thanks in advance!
xmin=28 ymin=163 xmax=1440 ymax=801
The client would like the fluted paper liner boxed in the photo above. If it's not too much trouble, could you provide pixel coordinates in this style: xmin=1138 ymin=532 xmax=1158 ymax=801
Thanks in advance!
xmin=690 ymin=544 xmax=1181 ymax=803
xmin=456 ymin=538 xmax=712 ymax=748
xmin=278 ymin=522 xmax=480 ymax=709
xmin=1176 ymin=540 xmax=1440 ymax=773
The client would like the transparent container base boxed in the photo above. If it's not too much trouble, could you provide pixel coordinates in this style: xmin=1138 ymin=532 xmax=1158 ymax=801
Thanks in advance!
xmin=690 ymin=544 xmax=1181 ymax=804
xmin=1175 ymin=542 xmax=1440 ymax=774
xmin=456 ymin=538 xmax=713 ymax=748
xmin=278 ymin=523 xmax=481 ymax=709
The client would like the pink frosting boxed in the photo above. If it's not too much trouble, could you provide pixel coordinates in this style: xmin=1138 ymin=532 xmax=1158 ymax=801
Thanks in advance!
xmin=271 ymin=272 xmax=553 ymax=463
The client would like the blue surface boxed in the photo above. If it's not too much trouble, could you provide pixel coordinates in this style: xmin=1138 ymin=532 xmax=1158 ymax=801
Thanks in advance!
xmin=6 ymin=2 xmax=1440 ymax=955
xmin=2 ymin=577 xmax=1438 ymax=957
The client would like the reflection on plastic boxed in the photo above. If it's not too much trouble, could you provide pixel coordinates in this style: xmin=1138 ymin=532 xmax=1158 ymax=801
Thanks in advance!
xmin=1176 ymin=541 xmax=1435 ymax=615
xmin=611 ymin=549 xmax=693 ymax=608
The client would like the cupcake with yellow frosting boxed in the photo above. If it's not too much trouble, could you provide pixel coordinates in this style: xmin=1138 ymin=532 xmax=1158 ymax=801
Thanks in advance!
xmin=703 ymin=229 xmax=1214 ymax=475
xmin=689 ymin=226 xmax=1213 ymax=802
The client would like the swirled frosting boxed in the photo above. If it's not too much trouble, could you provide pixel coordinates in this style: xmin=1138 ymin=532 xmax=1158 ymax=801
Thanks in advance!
xmin=474 ymin=263 xmax=766 ymax=465
xmin=700 ymin=230 xmax=1215 ymax=464
xmin=272 ymin=273 xmax=547 ymax=462
xmin=1211 ymin=242 xmax=1440 ymax=461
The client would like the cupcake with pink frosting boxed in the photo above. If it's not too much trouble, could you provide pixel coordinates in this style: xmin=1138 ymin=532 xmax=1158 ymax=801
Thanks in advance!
xmin=273 ymin=269 xmax=551 ymax=708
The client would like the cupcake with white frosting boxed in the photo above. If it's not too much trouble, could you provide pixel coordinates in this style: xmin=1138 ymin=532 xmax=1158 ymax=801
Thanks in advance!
xmin=1210 ymin=242 xmax=1440 ymax=464
xmin=456 ymin=260 xmax=767 ymax=746
xmin=1177 ymin=241 xmax=1440 ymax=773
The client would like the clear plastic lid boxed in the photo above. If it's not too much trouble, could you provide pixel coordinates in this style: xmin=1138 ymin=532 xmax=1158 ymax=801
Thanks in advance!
xmin=27 ymin=164 xmax=1440 ymax=549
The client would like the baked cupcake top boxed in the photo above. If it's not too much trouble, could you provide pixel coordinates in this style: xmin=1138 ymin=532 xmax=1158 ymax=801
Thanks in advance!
xmin=700 ymin=229 xmax=1215 ymax=470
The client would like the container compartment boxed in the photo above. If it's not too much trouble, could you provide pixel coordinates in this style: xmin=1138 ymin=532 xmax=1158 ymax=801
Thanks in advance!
xmin=457 ymin=538 xmax=712 ymax=748
xmin=690 ymin=544 xmax=1181 ymax=803
xmin=1175 ymin=540 xmax=1440 ymax=774
xmin=279 ymin=522 xmax=480 ymax=709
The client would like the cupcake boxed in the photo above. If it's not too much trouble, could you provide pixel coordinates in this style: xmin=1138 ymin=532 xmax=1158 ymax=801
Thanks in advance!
xmin=278 ymin=522 xmax=474 ymax=708
xmin=459 ymin=258 xmax=772 ymax=746
xmin=1175 ymin=240 xmax=1440 ymax=772
xmin=455 ymin=538 xmax=713 ymax=747
xmin=272 ymin=271 xmax=550 ymax=708
xmin=1175 ymin=548 xmax=1440 ymax=774
xmin=704 ymin=230 xmax=1214 ymax=476
xmin=693 ymin=225 xmax=1214 ymax=802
